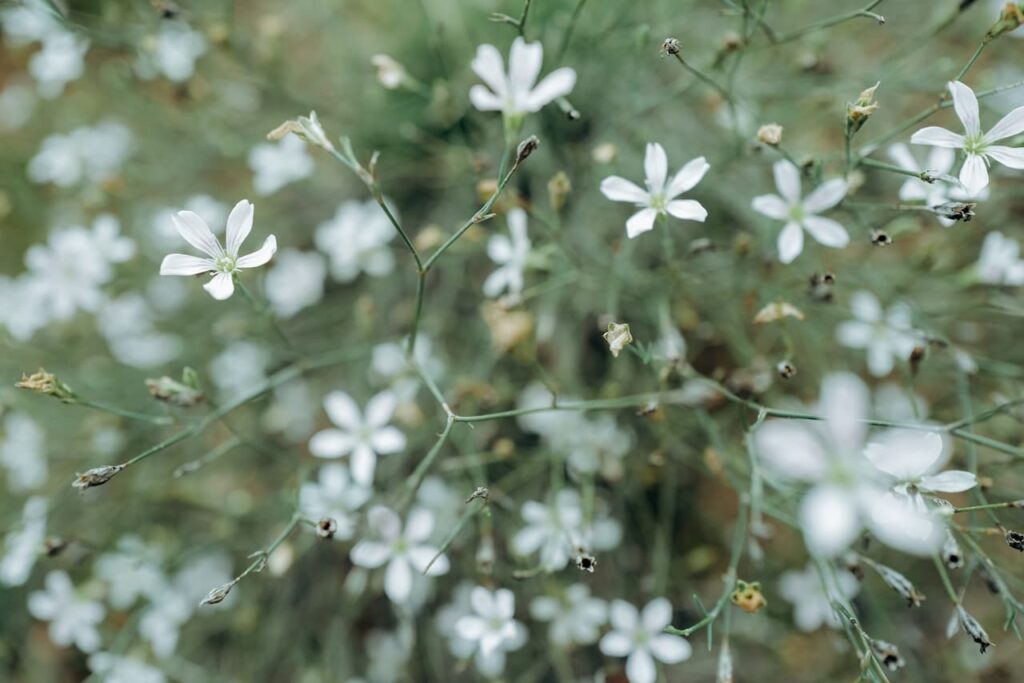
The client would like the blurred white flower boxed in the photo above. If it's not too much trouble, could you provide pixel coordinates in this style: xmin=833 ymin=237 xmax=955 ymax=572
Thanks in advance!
xmin=515 ymin=381 xmax=584 ymax=443
xmin=309 ymin=390 xmax=406 ymax=485
xmin=29 ymin=31 xmax=88 ymax=98
xmin=512 ymin=489 xmax=621 ymax=570
xmin=209 ymin=340 xmax=269 ymax=401
xmin=264 ymin=248 xmax=327 ymax=317
xmin=600 ymin=143 xmax=709 ymax=239
xmin=976 ymin=231 xmax=1024 ymax=285
xmin=437 ymin=581 xmax=478 ymax=660
xmin=0 ymin=81 xmax=36 ymax=130
xmin=28 ymin=570 xmax=105 ymax=653
xmin=865 ymin=431 xmax=976 ymax=498
xmin=887 ymin=144 xmax=984 ymax=226
xmin=148 ymin=22 xmax=207 ymax=82
xmin=94 ymin=536 xmax=166 ymax=611
xmin=87 ymin=653 xmax=166 ymax=683
xmin=454 ymin=586 xmax=528 ymax=677
xmin=484 ymin=208 xmax=531 ymax=298
xmin=264 ymin=380 xmax=318 ymax=443
xmin=248 ymin=135 xmax=314 ymax=195
xmin=415 ymin=475 xmax=462 ymax=538
xmin=99 ymin=294 xmax=181 ymax=368
xmin=755 ymin=373 xmax=945 ymax=557
xmin=469 ymin=37 xmax=576 ymax=119
xmin=1 ymin=0 xmax=59 ymax=45
xmin=299 ymin=464 xmax=372 ymax=541
xmin=835 ymin=291 xmax=918 ymax=377
xmin=1 ymin=412 xmax=47 ymax=491
xmin=530 ymin=584 xmax=608 ymax=647
xmin=752 ymin=159 xmax=849 ymax=263
xmin=159 ymin=199 xmax=277 ymax=300
xmin=0 ymin=496 xmax=47 ymax=586
xmin=778 ymin=562 xmax=859 ymax=631
xmin=350 ymin=506 xmax=449 ymax=604
xmin=358 ymin=627 xmax=414 ymax=683
xmin=28 ymin=121 xmax=133 ymax=187
xmin=315 ymin=199 xmax=397 ymax=283
xmin=565 ymin=414 xmax=633 ymax=482
xmin=599 ymin=598 xmax=691 ymax=683
xmin=371 ymin=335 xmax=445 ymax=402
xmin=371 ymin=54 xmax=407 ymax=89
xmin=910 ymin=80 xmax=1024 ymax=196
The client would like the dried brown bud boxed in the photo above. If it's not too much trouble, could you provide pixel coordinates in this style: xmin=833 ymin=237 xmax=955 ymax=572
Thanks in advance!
xmin=72 ymin=464 xmax=125 ymax=491
xmin=16 ymin=369 xmax=75 ymax=402
xmin=846 ymin=82 xmax=880 ymax=134
xmin=515 ymin=135 xmax=540 ymax=165
xmin=1005 ymin=528 xmax=1024 ymax=552
xmin=662 ymin=37 xmax=681 ymax=56
xmin=316 ymin=518 xmax=338 ymax=540
xmin=776 ymin=360 xmax=797 ymax=379
xmin=267 ymin=111 xmax=333 ymax=151
xmin=757 ymin=123 xmax=783 ymax=146
xmin=808 ymin=271 xmax=836 ymax=302
xmin=576 ymin=552 xmax=597 ymax=573
xmin=753 ymin=301 xmax=804 ymax=324
xmin=988 ymin=2 xmax=1024 ymax=39
xmin=936 ymin=201 xmax=975 ymax=222
xmin=870 ymin=639 xmax=905 ymax=671
xmin=870 ymin=229 xmax=892 ymax=246
xmin=957 ymin=606 xmax=994 ymax=653
xmin=602 ymin=322 xmax=633 ymax=358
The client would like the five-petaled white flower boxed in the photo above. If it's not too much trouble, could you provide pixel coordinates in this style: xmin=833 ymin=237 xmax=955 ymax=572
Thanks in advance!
xmin=298 ymin=464 xmax=372 ymax=541
xmin=308 ymin=390 xmax=406 ymax=485
xmin=752 ymin=159 xmax=849 ymax=263
xmin=778 ymin=562 xmax=860 ymax=632
xmin=350 ymin=506 xmax=449 ymax=604
xmin=159 ymin=199 xmax=277 ymax=300
xmin=454 ymin=586 xmax=528 ymax=678
xmin=600 ymin=143 xmax=709 ymax=239
xmin=599 ymin=598 xmax=691 ymax=683
xmin=976 ymin=231 xmax=1024 ymax=285
xmin=864 ymin=430 xmax=976 ymax=499
xmin=910 ymin=80 xmax=1024 ymax=196
xmin=511 ymin=489 xmax=622 ymax=571
xmin=530 ymin=584 xmax=608 ymax=647
xmin=484 ymin=208 xmax=531 ymax=298
xmin=835 ymin=290 xmax=918 ymax=377
xmin=28 ymin=570 xmax=105 ymax=653
xmin=469 ymin=37 xmax=576 ymax=120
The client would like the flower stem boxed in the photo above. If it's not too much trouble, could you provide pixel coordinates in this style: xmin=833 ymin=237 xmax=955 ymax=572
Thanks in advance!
xmin=235 ymin=279 xmax=296 ymax=353
xmin=770 ymin=0 xmax=885 ymax=43
xmin=73 ymin=398 xmax=172 ymax=425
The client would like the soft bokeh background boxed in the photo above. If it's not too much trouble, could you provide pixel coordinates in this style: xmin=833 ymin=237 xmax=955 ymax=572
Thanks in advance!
xmin=2 ymin=0 xmax=1024 ymax=681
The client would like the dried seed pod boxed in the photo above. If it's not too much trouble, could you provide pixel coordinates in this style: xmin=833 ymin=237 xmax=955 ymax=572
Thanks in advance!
xmin=776 ymin=361 xmax=797 ymax=379
xmin=871 ymin=562 xmax=924 ymax=607
xmin=870 ymin=639 xmax=905 ymax=671
xmin=956 ymin=605 xmax=994 ymax=653
xmin=575 ymin=551 xmax=597 ymax=573
xmin=316 ymin=518 xmax=338 ymax=540
xmin=662 ymin=38 xmax=681 ymax=56
xmin=72 ymin=464 xmax=125 ymax=491
xmin=200 ymin=580 xmax=237 ymax=606
xmin=942 ymin=532 xmax=964 ymax=570
xmin=1005 ymin=528 xmax=1024 ymax=552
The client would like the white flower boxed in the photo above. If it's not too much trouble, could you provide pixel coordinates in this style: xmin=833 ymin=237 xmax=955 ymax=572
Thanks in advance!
xmin=469 ymin=37 xmax=576 ymax=119
xmin=87 ymin=653 xmax=166 ymax=683
xmin=264 ymin=248 xmax=327 ymax=317
xmin=28 ymin=571 xmax=105 ymax=652
xmin=600 ymin=143 xmax=709 ymax=239
xmin=835 ymin=291 xmax=918 ymax=377
xmin=94 ymin=536 xmax=166 ymax=610
xmin=1 ymin=412 xmax=47 ymax=491
xmin=27 ymin=121 xmax=133 ymax=187
xmin=0 ymin=275 xmax=48 ymax=340
xmin=511 ymin=489 xmax=621 ymax=571
xmin=454 ymin=586 xmax=528 ymax=677
xmin=865 ymin=431 xmax=976 ymax=498
xmin=599 ymin=598 xmax=691 ymax=683
xmin=309 ymin=390 xmax=406 ymax=485
xmin=315 ymin=199 xmax=397 ymax=282
xmin=0 ymin=82 xmax=36 ymax=130
xmin=371 ymin=54 xmax=407 ymax=89
xmin=350 ymin=506 xmax=449 ymax=604
xmin=910 ymin=80 xmax=1024 ymax=196
xmin=778 ymin=563 xmax=860 ymax=631
xmin=976 ymin=231 xmax=1024 ymax=285
xmin=0 ymin=496 xmax=47 ymax=586
xmin=148 ymin=22 xmax=207 ymax=82
xmin=29 ymin=31 xmax=88 ymax=98
xmin=209 ymin=340 xmax=269 ymax=401
xmin=752 ymin=159 xmax=849 ymax=263
xmin=159 ymin=199 xmax=277 ymax=300
xmin=530 ymin=584 xmax=608 ymax=647
xmin=264 ymin=380 xmax=318 ymax=443
xmin=371 ymin=335 xmax=445 ymax=403
xmin=1 ymin=0 xmax=60 ymax=45
xmin=99 ymin=294 xmax=181 ymax=368
xmin=299 ymin=465 xmax=371 ymax=541
xmin=484 ymin=208 xmax=531 ymax=298
xmin=887 ymin=143 xmax=985 ymax=226
xmin=247 ymin=135 xmax=314 ymax=195
xmin=755 ymin=373 xmax=944 ymax=557
xmin=565 ymin=414 xmax=633 ymax=482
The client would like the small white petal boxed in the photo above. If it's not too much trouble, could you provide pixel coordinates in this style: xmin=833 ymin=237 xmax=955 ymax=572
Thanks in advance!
xmin=236 ymin=234 xmax=277 ymax=269
xmin=910 ymin=126 xmax=965 ymax=148
xmin=225 ymin=199 xmax=254 ymax=257
xmin=350 ymin=540 xmax=390 ymax=568
xmin=365 ymin=392 xmax=397 ymax=427
xmin=625 ymin=207 xmax=659 ymax=239
xmin=202 ymin=272 xmax=234 ymax=300
xmin=772 ymin=160 xmax=801 ymax=204
xmin=777 ymin=221 xmax=803 ymax=264
xmin=324 ymin=391 xmax=362 ymax=430
xmin=641 ymin=598 xmax=673 ymax=630
xmin=524 ymin=68 xmax=576 ymax=112
xmin=665 ymin=199 xmax=707 ymax=222
xmin=350 ymin=445 xmax=377 ymax=485
xmin=600 ymin=176 xmax=649 ymax=204
xmin=986 ymin=145 xmax=1024 ymax=169
xmin=644 ymin=143 xmax=668 ymax=194
xmin=751 ymin=194 xmax=789 ymax=220
xmin=919 ymin=470 xmax=977 ymax=493
xmin=384 ymin=558 xmax=412 ymax=602
xmin=802 ymin=179 xmax=848 ymax=214
xmin=370 ymin=426 xmax=406 ymax=454
xmin=664 ymin=156 xmax=709 ymax=199
xmin=172 ymin=211 xmax=223 ymax=258
xmin=609 ymin=599 xmax=639 ymax=630
xmin=626 ymin=649 xmax=657 ymax=683
xmin=984 ymin=105 xmax=1024 ymax=143
xmin=948 ymin=81 xmax=981 ymax=136
xmin=508 ymin=37 xmax=543 ymax=95
xmin=599 ymin=631 xmax=633 ymax=657
xmin=649 ymin=634 xmax=692 ymax=664
xmin=469 ymin=85 xmax=503 ymax=111
xmin=864 ymin=431 xmax=943 ymax=480
xmin=755 ymin=420 xmax=829 ymax=481
xmin=308 ymin=428 xmax=354 ymax=458
xmin=802 ymin=216 xmax=849 ymax=248
xmin=800 ymin=485 xmax=860 ymax=557
xmin=836 ymin=320 xmax=872 ymax=349
xmin=471 ymin=44 xmax=507 ymax=97
xmin=959 ymin=153 xmax=989 ymax=196
xmin=160 ymin=253 xmax=214 ymax=276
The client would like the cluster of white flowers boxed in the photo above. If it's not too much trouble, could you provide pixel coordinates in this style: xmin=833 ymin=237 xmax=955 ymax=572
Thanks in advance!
xmin=1 ymin=0 xmax=89 ymax=98
xmin=27 ymin=120 xmax=133 ymax=187
xmin=136 ymin=21 xmax=208 ymax=83
xmin=511 ymin=489 xmax=622 ymax=571
xmin=315 ymin=198 xmax=398 ymax=282
xmin=975 ymin=231 xmax=1024 ymax=285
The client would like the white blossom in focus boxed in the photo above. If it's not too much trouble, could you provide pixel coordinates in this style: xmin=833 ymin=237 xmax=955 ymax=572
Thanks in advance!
xmin=248 ymin=135 xmax=314 ymax=195
xmin=599 ymin=598 xmax=692 ymax=683
xmin=484 ymin=208 xmax=531 ymax=298
xmin=910 ymin=81 xmax=1024 ymax=196
xmin=454 ymin=586 xmax=528 ymax=677
xmin=469 ymin=37 xmax=576 ymax=119
xmin=28 ymin=571 xmax=105 ymax=653
xmin=530 ymin=584 xmax=608 ymax=647
xmin=314 ymin=199 xmax=397 ymax=283
xmin=299 ymin=464 xmax=372 ymax=541
xmin=835 ymin=290 xmax=918 ymax=377
xmin=264 ymin=249 xmax=327 ymax=317
xmin=976 ymin=231 xmax=1024 ymax=285
xmin=600 ymin=143 xmax=709 ymax=239
xmin=350 ymin=506 xmax=449 ymax=604
xmin=752 ymin=159 xmax=849 ymax=263
xmin=778 ymin=563 xmax=860 ymax=631
xmin=309 ymin=390 xmax=406 ymax=485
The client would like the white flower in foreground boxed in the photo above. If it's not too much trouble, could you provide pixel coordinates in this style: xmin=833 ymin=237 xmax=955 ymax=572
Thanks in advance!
xmin=755 ymin=373 xmax=944 ymax=557
xmin=314 ymin=199 xmax=397 ymax=283
xmin=0 ymin=496 xmax=47 ymax=586
xmin=600 ymin=142 xmax=709 ymax=239
xmin=159 ymin=199 xmax=277 ymax=300
xmin=977 ymin=231 xmax=1024 ymax=285
xmin=299 ymin=464 xmax=371 ymax=541
xmin=865 ymin=430 xmax=976 ymax=499
xmin=484 ymin=208 xmax=531 ymax=298
xmin=752 ymin=159 xmax=849 ymax=263
xmin=350 ymin=506 xmax=449 ymax=604
xmin=835 ymin=291 xmax=918 ymax=377
xmin=530 ymin=584 xmax=608 ymax=647
xmin=512 ymin=489 xmax=621 ymax=571
xmin=309 ymin=390 xmax=405 ymax=485
xmin=87 ymin=653 xmax=166 ymax=683
xmin=247 ymin=135 xmax=314 ymax=195
xmin=454 ymin=586 xmax=528 ymax=677
xmin=778 ymin=563 xmax=860 ymax=631
xmin=28 ymin=571 xmax=105 ymax=652
xmin=469 ymin=37 xmax=576 ymax=120
xmin=910 ymin=80 xmax=1024 ymax=196
xmin=599 ymin=598 xmax=691 ymax=683
xmin=264 ymin=248 xmax=327 ymax=318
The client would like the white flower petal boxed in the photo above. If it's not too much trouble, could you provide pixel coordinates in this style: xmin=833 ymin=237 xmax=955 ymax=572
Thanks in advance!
xmin=487 ymin=234 xmax=513 ymax=264
xmin=984 ymin=105 xmax=1024 ymax=143
xmin=644 ymin=143 xmax=668 ymax=194
xmin=225 ymin=199 xmax=254 ymax=257
xmin=948 ymin=81 xmax=981 ymax=136
xmin=836 ymin=320 xmax=872 ymax=349
xmin=308 ymin=428 xmax=354 ymax=458
xmin=649 ymin=634 xmax=691 ymax=664
xmin=370 ymin=426 xmax=406 ymax=454
xmin=755 ymin=420 xmax=829 ymax=481
xmin=986 ymin=145 xmax=1024 ymax=169
xmin=600 ymin=176 xmax=650 ymax=204
xmin=626 ymin=649 xmax=657 ymax=683
xmin=350 ymin=540 xmax=389 ymax=568
xmin=850 ymin=290 xmax=882 ymax=322
xmin=599 ymin=630 xmax=633 ymax=657
xmin=625 ymin=207 xmax=659 ymax=239
xmin=919 ymin=470 xmax=977 ymax=493
xmin=864 ymin=431 xmax=943 ymax=480
xmin=172 ymin=211 xmax=223 ymax=258
xmin=324 ymin=391 xmax=362 ymax=430
xmin=665 ymin=199 xmax=707 ymax=222
xmin=509 ymin=37 xmax=543 ymax=95
xmin=665 ymin=156 xmax=709 ymax=198
xmin=350 ymin=445 xmax=377 ymax=485
xmin=959 ymin=153 xmax=989 ymax=196
xmin=471 ymin=44 xmax=506 ymax=96
xmin=819 ymin=372 xmax=869 ymax=447
xmin=159 ymin=253 xmax=214 ymax=276
xmin=777 ymin=221 xmax=803 ymax=264
xmin=235 ymin=234 xmax=277 ymax=269
xmin=365 ymin=391 xmax=397 ymax=427
xmin=368 ymin=505 xmax=402 ymax=538
xmin=800 ymin=485 xmax=861 ymax=557
xmin=469 ymin=85 xmax=503 ymax=111
xmin=910 ymin=126 xmax=965 ymax=148
xmin=887 ymin=143 xmax=918 ymax=172
xmin=772 ymin=160 xmax=801 ymax=204
xmin=202 ymin=272 xmax=234 ymax=300
xmin=866 ymin=491 xmax=944 ymax=555
xmin=801 ymin=216 xmax=849 ymax=248
xmin=470 ymin=586 xmax=495 ymax=616
xmin=641 ymin=597 xmax=673 ymax=630
xmin=751 ymin=194 xmax=789 ymax=220
xmin=524 ymin=68 xmax=576 ymax=112
xmin=384 ymin=557 xmax=412 ymax=603
xmin=409 ymin=545 xmax=448 ymax=575
xmin=609 ymin=599 xmax=639 ymax=630
xmin=802 ymin=179 xmax=848 ymax=214
xmin=455 ymin=614 xmax=486 ymax=641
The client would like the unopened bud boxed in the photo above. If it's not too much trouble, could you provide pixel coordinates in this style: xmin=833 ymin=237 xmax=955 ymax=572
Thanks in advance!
xmin=935 ymin=201 xmax=975 ymax=222
xmin=870 ymin=639 xmax=905 ymax=671
xmin=371 ymin=54 xmax=407 ymax=89
xmin=776 ymin=360 xmax=797 ymax=379
xmin=316 ymin=518 xmax=338 ymax=540
xmin=753 ymin=301 xmax=804 ymax=324
xmin=872 ymin=562 xmax=924 ymax=607
xmin=846 ymin=82 xmax=880 ymax=135
xmin=16 ymin=369 xmax=75 ymax=402
xmin=199 ymin=580 xmax=237 ymax=606
xmin=662 ymin=37 xmax=681 ymax=56
xmin=547 ymin=171 xmax=572 ymax=212
xmin=515 ymin=135 xmax=540 ymax=165
xmin=602 ymin=322 xmax=633 ymax=358
xmin=146 ymin=375 xmax=204 ymax=407
xmin=988 ymin=3 xmax=1024 ymax=39
xmin=808 ymin=271 xmax=836 ymax=302
xmin=956 ymin=605 xmax=994 ymax=653
xmin=72 ymin=464 xmax=125 ymax=491
xmin=267 ymin=111 xmax=334 ymax=151
xmin=757 ymin=123 xmax=783 ymax=146
xmin=731 ymin=579 xmax=767 ymax=613
xmin=592 ymin=143 xmax=617 ymax=164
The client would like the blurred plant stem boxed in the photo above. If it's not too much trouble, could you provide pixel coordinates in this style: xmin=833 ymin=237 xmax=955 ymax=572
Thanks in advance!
xmin=235 ymin=279 xmax=296 ymax=353
xmin=73 ymin=397 xmax=172 ymax=426
xmin=769 ymin=0 xmax=886 ymax=44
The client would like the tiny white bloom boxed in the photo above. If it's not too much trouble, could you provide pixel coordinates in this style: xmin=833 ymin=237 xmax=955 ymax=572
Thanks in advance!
xmin=454 ymin=586 xmax=528 ymax=677
xmin=512 ymin=489 xmax=621 ymax=571
xmin=484 ymin=208 xmax=531 ymax=298
xmin=247 ymin=135 xmax=314 ymax=195
xmin=29 ymin=31 xmax=89 ymax=99
xmin=264 ymin=248 xmax=327 ymax=318
xmin=565 ymin=414 xmax=633 ymax=482
xmin=315 ymin=199 xmax=397 ymax=283
xmin=28 ymin=570 xmax=105 ymax=653
xmin=1 ymin=412 xmax=47 ymax=491
xmin=778 ymin=562 xmax=859 ymax=631
xmin=149 ymin=22 xmax=207 ymax=82
xmin=209 ymin=340 xmax=270 ymax=401
xmin=371 ymin=335 xmax=445 ymax=403
xmin=0 ymin=496 xmax=47 ymax=586
xmin=87 ymin=653 xmax=166 ymax=683
xmin=469 ymin=37 xmax=576 ymax=119
xmin=530 ymin=584 xmax=608 ymax=647
xmin=600 ymin=142 xmax=709 ymax=239
xmin=350 ymin=506 xmax=449 ymax=604
xmin=371 ymin=54 xmax=407 ymax=89
xmin=910 ymin=81 xmax=1024 ymax=196
xmin=299 ymin=464 xmax=371 ymax=541
xmin=752 ymin=159 xmax=849 ymax=263
xmin=159 ymin=199 xmax=277 ymax=300
xmin=599 ymin=598 xmax=691 ymax=683
xmin=309 ymin=390 xmax=406 ymax=485
xmin=835 ymin=291 xmax=918 ymax=377
xmin=27 ymin=121 xmax=133 ymax=187
xmin=976 ymin=231 xmax=1024 ymax=285
xmin=94 ymin=536 xmax=166 ymax=610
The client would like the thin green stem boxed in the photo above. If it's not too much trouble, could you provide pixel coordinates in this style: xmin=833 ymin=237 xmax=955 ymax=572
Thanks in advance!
xmin=236 ymin=279 xmax=295 ymax=352
xmin=671 ymin=53 xmax=735 ymax=107
xmin=74 ymin=398 xmax=172 ymax=425
xmin=771 ymin=1 xmax=885 ymax=44
xmin=398 ymin=416 xmax=456 ymax=509
xmin=517 ymin=0 xmax=532 ymax=38
xmin=859 ymin=157 xmax=933 ymax=181
xmin=557 ymin=0 xmax=590 ymax=62
xmin=933 ymin=554 xmax=960 ymax=604
xmin=954 ymin=38 xmax=991 ymax=82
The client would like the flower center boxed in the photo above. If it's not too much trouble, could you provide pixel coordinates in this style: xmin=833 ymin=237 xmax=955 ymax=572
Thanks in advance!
xmin=963 ymin=134 xmax=985 ymax=155
xmin=788 ymin=204 xmax=805 ymax=221
xmin=215 ymin=255 xmax=237 ymax=273
xmin=650 ymin=193 xmax=667 ymax=211
xmin=634 ymin=630 xmax=650 ymax=647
